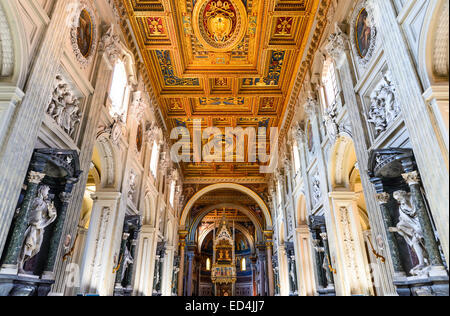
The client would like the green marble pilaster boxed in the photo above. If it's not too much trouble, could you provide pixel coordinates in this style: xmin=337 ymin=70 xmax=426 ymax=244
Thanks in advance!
xmin=288 ymin=256 xmax=298 ymax=295
xmin=402 ymin=172 xmax=444 ymax=267
xmin=1 ymin=170 xmax=46 ymax=269
xmin=273 ymin=266 xmax=280 ymax=295
xmin=43 ymin=177 xmax=79 ymax=278
xmin=312 ymin=241 xmax=326 ymax=288
xmin=375 ymin=193 xmax=405 ymax=275
xmin=320 ymin=232 xmax=335 ymax=286
xmin=114 ymin=233 xmax=130 ymax=285
xmin=125 ymin=239 xmax=138 ymax=287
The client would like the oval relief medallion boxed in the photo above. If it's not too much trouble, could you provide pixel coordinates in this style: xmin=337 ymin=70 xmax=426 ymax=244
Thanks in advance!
xmin=70 ymin=1 xmax=98 ymax=67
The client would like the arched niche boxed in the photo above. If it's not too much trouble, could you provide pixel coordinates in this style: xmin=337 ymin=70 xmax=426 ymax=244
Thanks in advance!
xmin=418 ymin=0 xmax=449 ymax=88
xmin=95 ymin=133 xmax=121 ymax=190
xmin=329 ymin=134 xmax=357 ymax=189
xmin=143 ymin=190 xmax=158 ymax=227
xmin=180 ymin=183 xmax=273 ymax=230
xmin=0 ymin=0 xmax=29 ymax=87
xmin=188 ymin=203 xmax=264 ymax=243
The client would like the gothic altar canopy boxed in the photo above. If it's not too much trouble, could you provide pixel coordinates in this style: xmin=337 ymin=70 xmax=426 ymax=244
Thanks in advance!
xmin=211 ymin=216 xmax=237 ymax=295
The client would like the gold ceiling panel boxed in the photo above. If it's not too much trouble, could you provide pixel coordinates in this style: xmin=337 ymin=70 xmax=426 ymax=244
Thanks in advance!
xmin=121 ymin=0 xmax=321 ymax=181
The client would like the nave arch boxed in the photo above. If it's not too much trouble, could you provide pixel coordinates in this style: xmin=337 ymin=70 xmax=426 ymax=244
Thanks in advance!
xmin=187 ymin=203 xmax=264 ymax=243
xmin=180 ymin=183 xmax=273 ymax=230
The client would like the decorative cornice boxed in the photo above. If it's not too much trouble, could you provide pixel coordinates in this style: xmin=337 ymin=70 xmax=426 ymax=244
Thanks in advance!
xmin=279 ymin=0 xmax=331 ymax=142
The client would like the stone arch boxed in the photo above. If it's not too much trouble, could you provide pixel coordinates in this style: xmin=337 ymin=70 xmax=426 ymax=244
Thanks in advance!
xmin=188 ymin=203 xmax=264 ymax=242
xmin=180 ymin=183 xmax=272 ymax=230
xmin=329 ymin=134 xmax=357 ymax=189
xmin=95 ymin=133 xmax=121 ymax=190
xmin=0 ymin=0 xmax=29 ymax=87
xmin=418 ymin=0 xmax=449 ymax=88
xmin=143 ymin=190 xmax=158 ymax=227
xmin=197 ymin=222 xmax=255 ymax=254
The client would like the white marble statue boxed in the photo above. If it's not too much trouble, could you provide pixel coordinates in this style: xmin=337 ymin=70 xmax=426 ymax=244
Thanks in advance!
xmin=18 ymin=185 xmax=57 ymax=273
xmin=391 ymin=190 xmax=429 ymax=276
xmin=120 ymin=245 xmax=134 ymax=283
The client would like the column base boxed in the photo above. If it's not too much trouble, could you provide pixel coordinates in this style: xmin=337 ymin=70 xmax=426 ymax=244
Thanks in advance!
xmin=41 ymin=271 xmax=55 ymax=280
xmin=114 ymin=284 xmax=133 ymax=296
xmin=394 ymin=274 xmax=449 ymax=296
xmin=0 ymin=274 xmax=55 ymax=296
xmin=317 ymin=286 xmax=336 ymax=296
xmin=0 ymin=264 xmax=18 ymax=275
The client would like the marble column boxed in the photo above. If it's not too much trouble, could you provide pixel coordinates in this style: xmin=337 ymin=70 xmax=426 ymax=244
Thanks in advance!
xmin=0 ymin=164 xmax=46 ymax=273
xmin=186 ymin=250 xmax=195 ymax=296
xmin=374 ymin=191 xmax=405 ymax=276
xmin=257 ymin=246 xmax=266 ymax=296
xmin=319 ymin=232 xmax=335 ymax=287
xmin=114 ymin=232 xmax=131 ymax=286
xmin=251 ymin=257 xmax=257 ymax=296
xmin=177 ymin=233 xmax=187 ymax=296
xmin=43 ymin=176 xmax=80 ymax=279
xmin=312 ymin=239 xmax=327 ymax=288
xmin=401 ymin=171 xmax=444 ymax=270
xmin=152 ymin=255 xmax=161 ymax=296
xmin=266 ymin=242 xmax=275 ymax=296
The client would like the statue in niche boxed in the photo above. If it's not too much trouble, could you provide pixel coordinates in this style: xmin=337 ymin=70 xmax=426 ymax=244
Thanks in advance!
xmin=288 ymin=256 xmax=297 ymax=293
xmin=18 ymin=185 xmax=58 ymax=273
xmin=391 ymin=190 xmax=429 ymax=276
xmin=120 ymin=245 xmax=134 ymax=284
xmin=313 ymin=240 xmax=332 ymax=286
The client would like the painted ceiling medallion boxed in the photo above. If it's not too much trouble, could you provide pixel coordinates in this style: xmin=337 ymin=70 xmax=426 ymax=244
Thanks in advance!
xmin=193 ymin=0 xmax=247 ymax=52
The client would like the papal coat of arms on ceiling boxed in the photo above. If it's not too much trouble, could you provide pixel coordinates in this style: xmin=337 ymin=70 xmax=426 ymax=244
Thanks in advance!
xmin=193 ymin=0 xmax=247 ymax=52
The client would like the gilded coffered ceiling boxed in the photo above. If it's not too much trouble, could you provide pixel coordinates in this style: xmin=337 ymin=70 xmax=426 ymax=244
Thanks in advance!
xmin=119 ymin=0 xmax=326 ymax=182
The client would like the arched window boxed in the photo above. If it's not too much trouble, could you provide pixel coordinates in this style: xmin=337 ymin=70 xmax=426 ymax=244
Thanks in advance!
xmin=241 ymin=258 xmax=246 ymax=271
xmin=321 ymin=59 xmax=339 ymax=109
xmin=206 ymin=258 xmax=211 ymax=271
xmin=150 ymin=140 xmax=159 ymax=178
xmin=109 ymin=60 xmax=130 ymax=119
